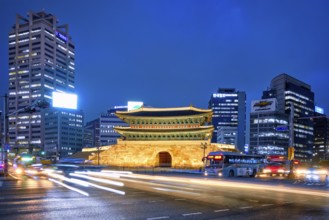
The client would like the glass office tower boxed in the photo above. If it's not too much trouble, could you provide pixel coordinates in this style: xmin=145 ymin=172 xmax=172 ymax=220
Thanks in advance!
xmin=209 ymin=88 xmax=246 ymax=152
xmin=267 ymin=73 xmax=314 ymax=161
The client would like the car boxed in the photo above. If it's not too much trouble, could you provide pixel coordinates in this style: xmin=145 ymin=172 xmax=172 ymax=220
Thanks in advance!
xmin=258 ymin=162 xmax=289 ymax=177
xmin=25 ymin=164 xmax=44 ymax=176
xmin=296 ymin=166 xmax=329 ymax=183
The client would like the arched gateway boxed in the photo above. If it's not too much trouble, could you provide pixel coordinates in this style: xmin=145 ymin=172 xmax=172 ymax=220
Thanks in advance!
xmin=157 ymin=151 xmax=172 ymax=167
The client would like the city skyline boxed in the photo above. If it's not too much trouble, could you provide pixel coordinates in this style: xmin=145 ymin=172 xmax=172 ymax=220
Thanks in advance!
xmin=1 ymin=0 xmax=329 ymax=122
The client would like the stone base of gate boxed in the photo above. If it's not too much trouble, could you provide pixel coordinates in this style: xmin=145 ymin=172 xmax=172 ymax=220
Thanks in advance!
xmin=89 ymin=140 xmax=221 ymax=169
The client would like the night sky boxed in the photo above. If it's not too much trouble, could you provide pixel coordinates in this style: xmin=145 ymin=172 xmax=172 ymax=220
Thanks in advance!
xmin=1 ymin=0 xmax=329 ymax=123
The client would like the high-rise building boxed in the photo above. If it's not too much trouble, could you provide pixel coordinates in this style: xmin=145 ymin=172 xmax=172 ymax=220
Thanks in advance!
xmin=84 ymin=106 xmax=128 ymax=147
xmin=313 ymin=110 xmax=329 ymax=161
xmin=7 ymin=11 xmax=82 ymax=156
xmin=209 ymin=88 xmax=246 ymax=152
xmin=249 ymin=98 xmax=289 ymax=156
xmin=267 ymin=73 xmax=314 ymax=161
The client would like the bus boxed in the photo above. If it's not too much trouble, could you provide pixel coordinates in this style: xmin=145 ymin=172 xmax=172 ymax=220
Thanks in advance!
xmin=204 ymin=151 xmax=265 ymax=177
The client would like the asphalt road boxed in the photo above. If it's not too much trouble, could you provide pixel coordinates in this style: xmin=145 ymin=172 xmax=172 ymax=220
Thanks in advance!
xmin=0 ymin=171 xmax=328 ymax=220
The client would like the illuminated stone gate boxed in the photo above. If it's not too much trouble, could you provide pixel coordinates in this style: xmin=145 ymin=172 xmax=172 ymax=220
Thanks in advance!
xmin=92 ymin=106 xmax=221 ymax=169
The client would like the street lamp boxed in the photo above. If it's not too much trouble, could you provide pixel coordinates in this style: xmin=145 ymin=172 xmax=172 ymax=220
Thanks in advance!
xmin=2 ymin=94 xmax=9 ymax=176
xmin=201 ymin=142 xmax=208 ymax=162
xmin=288 ymin=102 xmax=295 ymax=179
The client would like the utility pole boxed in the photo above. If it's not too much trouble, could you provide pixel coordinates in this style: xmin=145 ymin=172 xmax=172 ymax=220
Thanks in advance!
xmin=2 ymin=94 xmax=9 ymax=176
xmin=288 ymin=102 xmax=295 ymax=179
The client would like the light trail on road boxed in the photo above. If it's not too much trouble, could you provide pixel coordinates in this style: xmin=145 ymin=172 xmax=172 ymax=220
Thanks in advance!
xmin=48 ymin=178 xmax=89 ymax=196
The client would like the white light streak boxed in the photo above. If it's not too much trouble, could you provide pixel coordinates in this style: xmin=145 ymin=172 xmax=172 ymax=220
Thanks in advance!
xmin=48 ymin=178 xmax=89 ymax=196
xmin=147 ymin=216 xmax=169 ymax=220
xmin=87 ymin=182 xmax=125 ymax=195
xmin=70 ymin=173 xmax=124 ymax=186
xmin=214 ymin=209 xmax=229 ymax=212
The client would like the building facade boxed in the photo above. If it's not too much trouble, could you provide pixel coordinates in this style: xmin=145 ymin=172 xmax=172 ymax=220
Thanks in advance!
xmin=313 ymin=112 xmax=329 ymax=161
xmin=44 ymin=110 xmax=83 ymax=158
xmin=217 ymin=127 xmax=237 ymax=146
xmin=83 ymin=118 xmax=100 ymax=148
xmin=249 ymin=98 xmax=290 ymax=156
xmin=84 ymin=106 xmax=128 ymax=148
xmin=7 ymin=11 xmax=83 ymax=156
xmin=99 ymin=106 xmax=128 ymax=146
xmin=208 ymin=88 xmax=246 ymax=152
xmin=267 ymin=73 xmax=315 ymax=161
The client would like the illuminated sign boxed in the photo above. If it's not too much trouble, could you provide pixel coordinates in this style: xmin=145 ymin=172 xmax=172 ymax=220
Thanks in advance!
xmin=213 ymin=93 xmax=238 ymax=98
xmin=52 ymin=92 xmax=78 ymax=110
xmin=55 ymin=31 xmax=67 ymax=42
xmin=276 ymin=125 xmax=288 ymax=131
xmin=315 ymin=106 xmax=324 ymax=114
xmin=251 ymin=98 xmax=277 ymax=113
xmin=214 ymin=155 xmax=223 ymax=160
xmin=128 ymin=101 xmax=143 ymax=111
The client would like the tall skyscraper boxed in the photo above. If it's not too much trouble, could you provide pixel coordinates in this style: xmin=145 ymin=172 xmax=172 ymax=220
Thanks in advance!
xmin=7 ymin=11 xmax=82 ymax=156
xmin=209 ymin=88 xmax=246 ymax=152
xmin=266 ymin=73 xmax=314 ymax=161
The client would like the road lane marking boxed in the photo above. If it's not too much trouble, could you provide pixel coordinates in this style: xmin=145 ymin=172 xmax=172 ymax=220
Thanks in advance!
xmin=149 ymin=200 xmax=157 ymax=203
xmin=240 ymin=206 xmax=252 ymax=209
xmin=261 ymin=204 xmax=273 ymax=207
xmin=147 ymin=216 xmax=169 ymax=220
xmin=182 ymin=212 xmax=202 ymax=216
xmin=175 ymin=198 xmax=186 ymax=201
xmin=214 ymin=209 xmax=229 ymax=212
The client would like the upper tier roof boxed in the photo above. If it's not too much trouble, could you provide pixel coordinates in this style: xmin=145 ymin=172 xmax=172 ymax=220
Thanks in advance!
xmin=116 ymin=106 xmax=212 ymax=117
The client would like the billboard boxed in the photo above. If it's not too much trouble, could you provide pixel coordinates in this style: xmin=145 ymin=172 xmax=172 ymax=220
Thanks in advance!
xmin=315 ymin=106 xmax=324 ymax=114
xmin=127 ymin=101 xmax=143 ymax=111
xmin=52 ymin=92 xmax=78 ymax=110
xmin=251 ymin=98 xmax=277 ymax=113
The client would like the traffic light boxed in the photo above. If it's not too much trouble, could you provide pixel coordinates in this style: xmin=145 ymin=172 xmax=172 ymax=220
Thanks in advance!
xmin=36 ymin=99 xmax=50 ymax=109
xmin=22 ymin=99 xmax=50 ymax=114
xmin=23 ymin=106 xmax=36 ymax=114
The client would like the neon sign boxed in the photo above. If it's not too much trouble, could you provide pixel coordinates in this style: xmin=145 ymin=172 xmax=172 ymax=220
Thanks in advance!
xmin=55 ymin=31 xmax=67 ymax=42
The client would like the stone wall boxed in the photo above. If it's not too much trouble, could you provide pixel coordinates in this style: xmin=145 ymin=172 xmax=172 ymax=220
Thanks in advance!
xmin=91 ymin=140 xmax=221 ymax=169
